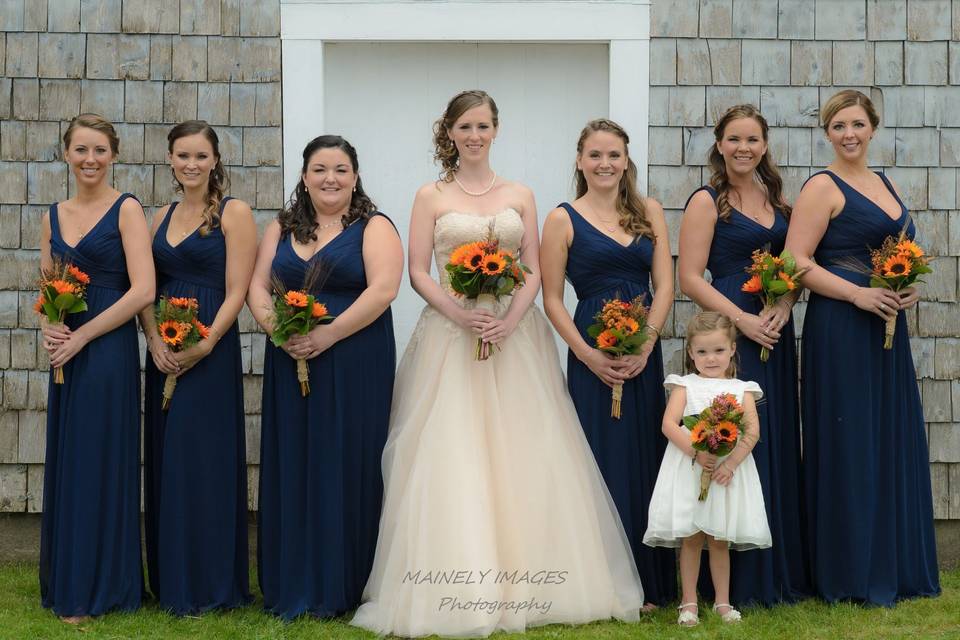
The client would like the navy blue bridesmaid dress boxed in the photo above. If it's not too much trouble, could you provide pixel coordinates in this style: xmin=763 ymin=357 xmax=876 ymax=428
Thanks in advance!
xmin=801 ymin=171 xmax=939 ymax=605
xmin=560 ymin=202 xmax=678 ymax=607
xmin=258 ymin=214 xmax=396 ymax=620
xmin=143 ymin=197 xmax=251 ymax=614
xmin=40 ymin=193 xmax=143 ymax=616
xmin=687 ymin=186 xmax=811 ymax=606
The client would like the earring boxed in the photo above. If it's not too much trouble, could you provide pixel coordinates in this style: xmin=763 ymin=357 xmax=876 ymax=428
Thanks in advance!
xmin=353 ymin=187 xmax=356 ymax=193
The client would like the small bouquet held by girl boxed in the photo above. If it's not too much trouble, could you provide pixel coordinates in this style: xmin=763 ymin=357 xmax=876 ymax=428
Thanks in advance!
xmin=585 ymin=295 xmax=651 ymax=418
xmin=643 ymin=312 xmax=770 ymax=627
xmin=445 ymin=221 xmax=531 ymax=360
xmin=35 ymin=259 xmax=91 ymax=384
xmin=741 ymin=248 xmax=807 ymax=362
xmin=269 ymin=266 xmax=335 ymax=396
xmin=154 ymin=296 xmax=209 ymax=409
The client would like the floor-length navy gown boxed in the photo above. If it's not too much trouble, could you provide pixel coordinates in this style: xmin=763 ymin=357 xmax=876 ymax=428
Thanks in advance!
xmin=801 ymin=171 xmax=939 ymax=605
xmin=40 ymin=193 xmax=143 ymax=616
xmin=687 ymin=186 xmax=811 ymax=606
xmin=561 ymin=202 xmax=678 ymax=607
xmin=259 ymin=214 xmax=396 ymax=620
xmin=143 ymin=197 xmax=251 ymax=614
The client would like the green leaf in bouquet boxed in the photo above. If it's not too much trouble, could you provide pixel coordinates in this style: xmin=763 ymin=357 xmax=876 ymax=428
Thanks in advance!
xmin=768 ymin=279 xmax=789 ymax=295
xmin=42 ymin=302 xmax=60 ymax=323
xmin=869 ymin=275 xmax=891 ymax=289
xmin=496 ymin=276 xmax=514 ymax=296
xmin=68 ymin=299 xmax=87 ymax=313
xmin=781 ymin=250 xmax=797 ymax=273
xmin=586 ymin=324 xmax=601 ymax=338
xmin=54 ymin=292 xmax=76 ymax=310
xmin=682 ymin=415 xmax=699 ymax=429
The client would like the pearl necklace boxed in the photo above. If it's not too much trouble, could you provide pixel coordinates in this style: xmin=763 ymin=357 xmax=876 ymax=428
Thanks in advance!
xmin=453 ymin=171 xmax=497 ymax=197
xmin=315 ymin=220 xmax=342 ymax=232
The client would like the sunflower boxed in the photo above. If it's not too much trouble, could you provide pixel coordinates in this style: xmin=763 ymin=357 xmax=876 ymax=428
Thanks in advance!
xmin=896 ymin=240 xmax=924 ymax=259
xmin=716 ymin=421 xmax=739 ymax=443
xmin=311 ymin=301 xmax=328 ymax=318
xmin=462 ymin=245 xmax=486 ymax=272
xmin=596 ymin=329 xmax=619 ymax=349
xmin=50 ymin=279 xmax=76 ymax=296
xmin=616 ymin=317 xmax=640 ymax=335
xmin=169 ymin=296 xmax=198 ymax=310
xmin=741 ymin=274 xmax=762 ymax=293
xmin=191 ymin=317 xmax=210 ymax=339
xmin=882 ymin=254 xmax=911 ymax=277
xmin=690 ymin=421 xmax=707 ymax=444
xmin=480 ymin=252 xmax=506 ymax=276
xmin=778 ymin=271 xmax=796 ymax=290
xmin=284 ymin=290 xmax=308 ymax=308
xmin=159 ymin=319 xmax=189 ymax=346
xmin=67 ymin=264 xmax=90 ymax=284
xmin=449 ymin=242 xmax=480 ymax=267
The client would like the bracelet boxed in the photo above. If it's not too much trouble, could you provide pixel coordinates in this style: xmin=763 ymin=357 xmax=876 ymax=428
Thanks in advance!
xmin=648 ymin=325 xmax=661 ymax=337
xmin=732 ymin=312 xmax=743 ymax=325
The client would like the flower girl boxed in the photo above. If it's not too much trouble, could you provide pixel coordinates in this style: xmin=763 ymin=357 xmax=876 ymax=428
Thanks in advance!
xmin=644 ymin=311 xmax=771 ymax=626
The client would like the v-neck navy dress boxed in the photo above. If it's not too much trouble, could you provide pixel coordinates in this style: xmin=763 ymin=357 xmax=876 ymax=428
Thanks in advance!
xmin=40 ymin=193 xmax=143 ymax=616
xmin=143 ymin=198 xmax=251 ymax=614
xmin=801 ymin=171 xmax=939 ymax=605
xmin=258 ymin=214 xmax=396 ymax=620
xmin=687 ymin=186 xmax=811 ymax=606
xmin=560 ymin=202 xmax=677 ymax=607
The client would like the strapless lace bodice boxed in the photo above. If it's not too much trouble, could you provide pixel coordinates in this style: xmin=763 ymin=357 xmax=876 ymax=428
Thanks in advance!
xmin=433 ymin=209 xmax=524 ymax=289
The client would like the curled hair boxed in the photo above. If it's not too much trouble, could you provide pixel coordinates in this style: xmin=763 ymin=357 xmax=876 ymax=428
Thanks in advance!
xmin=433 ymin=90 xmax=499 ymax=183
xmin=708 ymin=104 xmax=791 ymax=222
xmin=63 ymin=113 xmax=119 ymax=156
xmin=685 ymin=311 xmax=738 ymax=378
xmin=167 ymin=120 xmax=229 ymax=237
xmin=280 ymin=135 xmax=377 ymax=244
xmin=574 ymin=119 xmax=655 ymax=242
xmin=821 ymin=89 xmax=879 ymax=132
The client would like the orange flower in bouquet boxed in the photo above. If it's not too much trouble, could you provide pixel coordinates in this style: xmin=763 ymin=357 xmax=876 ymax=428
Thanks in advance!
xmin=35 ymin=259 xmax=90 ymax=384
xmin=741 ymin=248 xmax=807 ymax=362
xmin=269 ymin=268 xmax=335 ymax=396
xmin=683 ymin=393 xmax=745 ymax=501
xmin=586 ymin=295 xmax=651 ymax=419
xmin=868 ymin=235 xmax=931 ymax=349
xmin=154 ymin=296 xmax=208 ymax=409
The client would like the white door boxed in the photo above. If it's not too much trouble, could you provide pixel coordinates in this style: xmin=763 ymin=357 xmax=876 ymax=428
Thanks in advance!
xmin=323 ymin=42 xmax=609 ymax=359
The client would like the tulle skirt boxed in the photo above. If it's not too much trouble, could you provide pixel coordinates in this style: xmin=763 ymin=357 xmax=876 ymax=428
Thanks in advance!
xmin=352 ymin=303 xmax=643 ymax=638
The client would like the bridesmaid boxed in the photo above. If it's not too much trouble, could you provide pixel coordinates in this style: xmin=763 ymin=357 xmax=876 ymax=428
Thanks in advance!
xmin=247 ymin=135 xmax=403 ymax=619
xmin=139 ymin=121 xmax=256 ymax=614
xmin=785 ymin=90 xmax=940 ymax=605
xmin=39 ymin=114 xmax=155 ymax=621
xmin=678 ymin=104 xmax=811 ymax=605
xmin=541 ymin=118 xmax=677 ymax=608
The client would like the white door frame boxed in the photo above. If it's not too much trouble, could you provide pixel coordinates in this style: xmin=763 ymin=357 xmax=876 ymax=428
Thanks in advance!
xmin=279 ymin=0 xmax=651 ymax=197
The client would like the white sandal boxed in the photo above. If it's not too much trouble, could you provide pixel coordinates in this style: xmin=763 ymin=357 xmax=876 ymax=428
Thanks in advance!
xmin=676 ymin=602 xmax=699 ymax=626
xmin=712 ymin=603 xmax=742 ymax=623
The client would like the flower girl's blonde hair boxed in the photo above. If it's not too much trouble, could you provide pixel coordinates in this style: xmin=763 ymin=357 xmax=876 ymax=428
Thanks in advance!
xmin=685 ymin=311 xmax=738 ymax=378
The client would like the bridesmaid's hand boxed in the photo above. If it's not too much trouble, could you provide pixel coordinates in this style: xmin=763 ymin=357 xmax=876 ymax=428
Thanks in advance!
xmin=759 ymin=301 xmax=792 ymax=334
xmin=48 ymin=329 xmax=89 ymax=369
xmin=712 ymin=462 xmax=734 ymax=486
xmin=735 ymin=313 xmax=778 ymax=350
xmin=149 ymin=338 xmax=181 ymax=375
xmin=579 ymin=349 xmax=627 ymax=388
xmin=280 ymin=333 xmax=310 ymax=359
xmin=302 ymin=324 xmax=337 ymax=359
xmin=41 ymin=321 xmax=71 ymax=353
xmin=851 ymin=286 xmax=900 ymax=322
xmin=898 ymin=286 xmax=920 ymax=310
xmin=618 ymin=340 xmax=655 ymax=379
xmin=173 ymin=340 xmax=212 ymax=376
xmin=457 ymin=307 xmax=497 ymax=335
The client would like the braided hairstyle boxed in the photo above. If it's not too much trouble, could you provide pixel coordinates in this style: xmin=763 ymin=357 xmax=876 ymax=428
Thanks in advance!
xmin=167 ymin=120 xmax=230 ymax=237
xmin=433 ymin=90 xmax=499 ymax=183
xmin=279 ymin=135 xmax=376 ymax=244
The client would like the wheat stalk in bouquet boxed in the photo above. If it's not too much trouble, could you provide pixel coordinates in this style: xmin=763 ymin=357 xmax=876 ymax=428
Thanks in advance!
xmin=35 ymin=259 xmax=90 ymax=384
xmin=586 ymin=295 xmax=651 ymax=419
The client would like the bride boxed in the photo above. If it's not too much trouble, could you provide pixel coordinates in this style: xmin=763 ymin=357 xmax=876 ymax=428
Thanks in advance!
xmin=351 ymin=90 xmax=644 ymax=638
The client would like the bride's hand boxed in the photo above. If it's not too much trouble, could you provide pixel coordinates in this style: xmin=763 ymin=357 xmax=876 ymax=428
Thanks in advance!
xmin=579 ymin=349 xmax=627 ymax=388
xmin=480 ymin=317 xmax=518 ymax=346
xmin=457 ymin=307 xmax=497 ymax=334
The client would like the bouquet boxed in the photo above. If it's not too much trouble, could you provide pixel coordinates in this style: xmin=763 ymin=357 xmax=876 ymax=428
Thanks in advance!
xmin=741 ymin=248 xmax=807 ymax=362
xmin=35 ymin=259 xmax=90 ymax=384
xmin=683 ymin=392 xmax=744 ymax=501
xmin=269 ymin=275 xmax=334 ymax=396
xmin=868 ymin=234 xmax=931 ymax=349
xmin=445 ymin=222 xmax=531 ymax=360
xmin=154 ymin=296 xmax=209 ymax=409
xmin=585 ymin=296 xmax=650 ymax=419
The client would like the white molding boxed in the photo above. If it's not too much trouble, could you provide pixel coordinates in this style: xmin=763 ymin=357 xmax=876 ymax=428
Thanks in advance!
xmin=280 ymin=0 xmax=651 ymax=197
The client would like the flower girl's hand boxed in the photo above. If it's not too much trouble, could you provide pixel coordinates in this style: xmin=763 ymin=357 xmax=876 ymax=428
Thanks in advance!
xmin=713 ymin=462 xmax=734 ymax=486
xmin=695 ymin=451 xmax=717 ymax=472
xmin=580 ymin=349 xmax=627 ymax=388
xmin=898 ymin=286 xmax=920 ymax=310
xmin=736 ymin=313 xmax=778 ymax=350
xmin=458 ymin=308 xmax=497 ymax=334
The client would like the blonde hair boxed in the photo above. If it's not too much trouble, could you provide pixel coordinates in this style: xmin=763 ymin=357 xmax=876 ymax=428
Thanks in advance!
xmin=63 ymin=113 xmax=119 ymax=156
xmin=820 ymin=89 xmax=880 ymax=132
xmin=433 ymin=90 xmax=499 ymax=182
xmin=708 ymin=104 xmax=791 ymax=221
xmin=574 ymin=118 xmax=655 ymax=242
xmin=685 ymin=311 xmax=738 ymax=378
